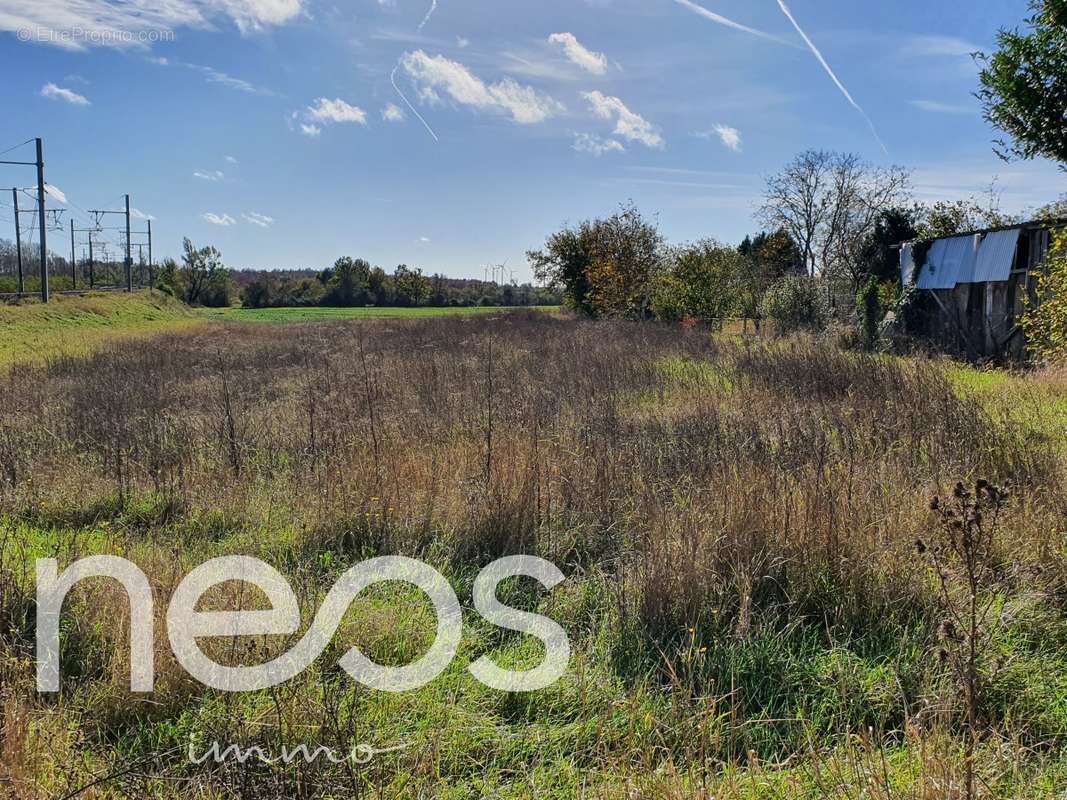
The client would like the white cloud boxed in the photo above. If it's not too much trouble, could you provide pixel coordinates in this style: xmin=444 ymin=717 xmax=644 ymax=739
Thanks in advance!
xmin=456 ymin=36 xmax=470 ymax=48
xmin=698 ymin=124 xmax=741 ymax=152
xmin=40 ymin=82 xmax=89 ymax=105
xmin=573 ymin=133 xmax=624 ymax=156
xmin=910 ymin=99 xmax=974 ymax=115
xmin=548 ymin=32 xmax=608 ymax=75
xmin=306 ymin=97 xmax=367 ymax=125
xmin=217 ymin=0 xmax=303 ymax=31
xmin=224 ymin=155 xmax=238 ymax=163
xmin=242 ymin=212 xmax=273 ymax=227
xmin=44 ymin=184 xmax=67 ymax=203
xmin=300 ymin=123 xmax=322 ymax=137
xmin=202 ymin=212 xmax=236 ymax=226
xmin=501 ymin=53 xmax=580 ymax=82
xmin=130 ymin=207 xmax=155 ymax=220
xmin=193 ymin=169 xmax=224 ymax=181
xmin=401 ymin=50 xmax=564 ymax=124
xmin=382 ymin=102 xmax=406 ymax=122
xmin=23 ymin=184 xmax=68 ymax=203
xmin=582 ymin=91 xmax=664 ymax=149
xmin=417 ymin=236 xmax=431 ymax=243
xmin=2 ymin=0 xmax=304 ymax=49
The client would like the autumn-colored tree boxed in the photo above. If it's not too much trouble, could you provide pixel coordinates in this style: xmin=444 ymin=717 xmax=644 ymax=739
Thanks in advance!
xmin=528 ymin=203 xmax=663 ymax=318
xmin=585 ymin=204 xmax=664 ymax=318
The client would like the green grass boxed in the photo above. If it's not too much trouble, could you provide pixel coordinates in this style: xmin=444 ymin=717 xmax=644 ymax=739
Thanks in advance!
xmin=0 ymin=291 xmax=201 ymax=366
xmin=6 ymin=489 xmax=1067 ymax=798
xmin=5 ymin=313 xmax=1067 ymax=796
xmin=0 ymin=298 xmax=561 ymax=366
xmin=948 ymin=363 xmax=1067 ymax=444
xmin=206 ymin=305 xmax=561 ymax=323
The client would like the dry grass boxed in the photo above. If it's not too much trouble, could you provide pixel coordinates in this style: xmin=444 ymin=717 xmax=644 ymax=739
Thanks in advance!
xmin=0 ymin=312 xmax=1065 ymax=798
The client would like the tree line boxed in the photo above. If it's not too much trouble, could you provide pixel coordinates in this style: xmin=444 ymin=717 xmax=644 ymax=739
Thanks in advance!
xmin=236 ymin=259 xmax=559 ymax=309
xmin=531 ymin=0 xmax=1067 ymax=358
xmin=149 ymin=240 xmax=560 ymax=309
xmin=528 ymin=148 xmax=1058 ymax=345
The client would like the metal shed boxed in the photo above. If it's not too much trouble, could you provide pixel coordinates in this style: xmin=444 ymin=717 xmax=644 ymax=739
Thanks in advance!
xmin=897 ymin=219 xmax=1062 ymax=360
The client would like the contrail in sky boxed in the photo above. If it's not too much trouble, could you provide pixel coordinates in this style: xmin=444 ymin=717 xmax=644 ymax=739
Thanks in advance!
xmin=417 ymin=0 xmax=437 ymax=32
xmin=391 ymin=65 xmax=439 ymax=142
xmin=672 ymin=0 xmax=795 ymax=46
xmin=775 ymin=0 xmax=889 ymax=155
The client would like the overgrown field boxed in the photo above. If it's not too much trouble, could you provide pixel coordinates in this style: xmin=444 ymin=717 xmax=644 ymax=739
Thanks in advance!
xmin=1 ymin=313 xmax=1066 ymax=798
xmin=0 ymin=294 xmax=560 ymax=368
xmin=209 ymin=305 xmax=560 ymax=323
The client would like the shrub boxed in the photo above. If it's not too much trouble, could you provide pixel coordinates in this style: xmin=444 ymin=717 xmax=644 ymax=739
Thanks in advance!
xmin=857 ymin=276 xmax=883 ymax=351
xmin=1022 ymin=229 xmax=1067 ymax=365
xmin=650 ymin=240 xmax=743 ymax=323
xmin=759 ymin=275 xmax=830 ymax=335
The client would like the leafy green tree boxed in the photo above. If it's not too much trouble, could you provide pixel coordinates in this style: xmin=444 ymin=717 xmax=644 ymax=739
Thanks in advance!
xmin=1022 ymin=229 xmax=1067 ymax=363
xmin=859 ymin=208 xmax=920 ymax=284
xmin=735 ymin=230 xmax=805 ymax=327
xmin=180 ymin=238 xmax=232 ymax=307
xmin=651 ymin=240 xmax=744 ymax=322
xmin=739 ymin=230 xmax=803 ymax=278
xmin=527 ymin=221 xmax=598 ymax=315
xmin=394 ymin=265 xmax=430 ymax=306
xmin=978 ymin=0 xmax=1067 ymax=169
xmin=325 ymin=257 xmax=371 ymax=306
xmin=156 ymin=257 xmax=180 ymax=295
xmin=429 ymin=273 xmax=447 ymax=306
xmin=586 ymin=204 xmax=664 ymax=318
xmin=242 ymin=274 xmax=325 ymax=308
xmin=242 ymin=274 xmax=277 ymax=308
xmin=368 ymin=266 xmax=391 ymax=306
xmin=917 ymin=195 xmax=1017 ymax=240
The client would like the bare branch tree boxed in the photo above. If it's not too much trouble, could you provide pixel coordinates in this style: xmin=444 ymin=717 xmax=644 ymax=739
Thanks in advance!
xmin=826 ymin=161 xmax=911 ymax=289
xmin=758 ymin=150 xmax=835 ymax=278
xmin=759 ymin=150 xmax=910 ymax=287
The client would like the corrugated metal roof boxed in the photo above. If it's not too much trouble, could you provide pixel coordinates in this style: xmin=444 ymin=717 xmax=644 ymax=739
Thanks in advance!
xmin=972 ymin=228 xmax=1021 ymax=283
xmin=916 ymin=235 xmax=978 ymax=290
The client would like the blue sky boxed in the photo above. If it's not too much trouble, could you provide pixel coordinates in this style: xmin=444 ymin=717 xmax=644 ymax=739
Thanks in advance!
xmin=0 ymin=0 xmax=1062 ymax=281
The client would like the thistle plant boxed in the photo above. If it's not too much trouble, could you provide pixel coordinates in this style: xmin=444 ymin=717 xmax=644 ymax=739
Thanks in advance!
xmin=918 ymin=480 xmax=1007 ymax=800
